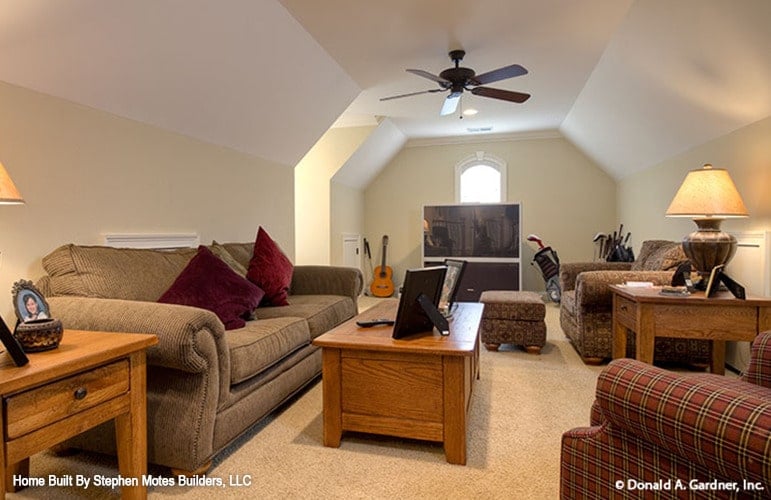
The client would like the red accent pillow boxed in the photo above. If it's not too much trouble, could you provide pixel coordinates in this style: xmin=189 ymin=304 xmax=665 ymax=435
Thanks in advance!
xmin=159 ymin=246 xmax=265 ymax=330
xmin=246 ymin=227 xmax=294 ymax=306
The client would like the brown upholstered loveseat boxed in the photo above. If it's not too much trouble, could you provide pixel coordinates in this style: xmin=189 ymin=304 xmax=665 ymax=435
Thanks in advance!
xmin=559 ymin=240 xmax=710 ymax=365
xmin=36 ymin=242 xmax=362 ymax=475
xmin=561 ymin=331 xmax=771 ymax=498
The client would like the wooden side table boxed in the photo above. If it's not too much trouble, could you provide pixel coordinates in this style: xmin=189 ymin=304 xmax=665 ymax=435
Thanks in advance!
xmin=610 ymin=285 xmax=771 ymax=374
xmin=0 ymin=329 xmax=157 ymax=499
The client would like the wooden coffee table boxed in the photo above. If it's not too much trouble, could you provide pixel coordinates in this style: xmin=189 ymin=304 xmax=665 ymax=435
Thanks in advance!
xmin=312 ymin=300 xmax=482 ymax=465
xmin=610 ymin=284 xmax=771 ymax=374
xmin=0 ymin=329 xmax=157 ymax=499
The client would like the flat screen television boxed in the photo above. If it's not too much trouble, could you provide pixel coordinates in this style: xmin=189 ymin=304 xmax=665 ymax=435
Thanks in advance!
xmin=423 ymin=203 xmax=520 ymax=260
xmin=392 ymin=266 xmax=448 ymax=339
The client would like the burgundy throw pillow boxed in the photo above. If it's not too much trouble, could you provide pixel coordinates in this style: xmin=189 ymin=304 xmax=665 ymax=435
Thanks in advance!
xmin=159 ymin=246 xmax=265 ymax=330
xmin=246 ymin=227 xmax=294 ymax=306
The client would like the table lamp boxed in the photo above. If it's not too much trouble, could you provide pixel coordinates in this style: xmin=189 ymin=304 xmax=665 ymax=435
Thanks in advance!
xmin=0 ymin=161 xmax=24 ymax=205
xmin=0 ymin=161 xmax=28 ymax=365
xmin=665 ymin=164 xmax=748 ymax=286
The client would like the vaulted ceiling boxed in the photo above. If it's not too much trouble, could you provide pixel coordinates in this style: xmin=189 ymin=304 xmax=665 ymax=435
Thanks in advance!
xmin=2 ymin=0 xmax=769 ymax=181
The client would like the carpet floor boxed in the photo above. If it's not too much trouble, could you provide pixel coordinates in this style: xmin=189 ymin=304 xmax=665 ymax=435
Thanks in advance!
xmin=10 ymin=300 xmax=606 ymax=499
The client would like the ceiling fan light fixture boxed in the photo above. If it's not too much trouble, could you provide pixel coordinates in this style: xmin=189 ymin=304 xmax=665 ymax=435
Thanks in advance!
xmin=380 ymin=50 xmax=530 ymax=114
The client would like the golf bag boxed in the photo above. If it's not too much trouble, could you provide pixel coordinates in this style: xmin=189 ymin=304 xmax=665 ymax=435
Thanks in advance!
xmin=526 ymin=234 xmax=561 ymax=303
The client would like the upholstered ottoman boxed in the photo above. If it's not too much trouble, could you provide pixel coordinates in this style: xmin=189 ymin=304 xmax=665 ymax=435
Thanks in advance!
xmin=480 ymin=290 xmax=546 ymax=353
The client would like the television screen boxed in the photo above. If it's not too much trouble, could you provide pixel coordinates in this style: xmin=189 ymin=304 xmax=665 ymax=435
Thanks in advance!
xmin=392 ymin=266 xmax=447 ymax=339
xmin=423 ymin=203 xmax=520 ymax=259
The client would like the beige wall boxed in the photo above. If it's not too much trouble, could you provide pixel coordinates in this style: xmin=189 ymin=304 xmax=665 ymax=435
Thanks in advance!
xmin=618 ymin=116 xmax=771 ymax=250
xmin=363 ymin=135 xmax=618 ymax=292
xmin=294 ymin=125 xmax=374 ymax=265
xmin=330 ymin=181 xmax=365 ymax=268
xmin=0 ymin=82 xmax=294 ymax=319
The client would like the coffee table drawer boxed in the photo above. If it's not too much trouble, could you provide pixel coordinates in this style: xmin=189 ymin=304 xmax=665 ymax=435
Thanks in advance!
xmin=5 ymin=360 xmax=129 ymax=439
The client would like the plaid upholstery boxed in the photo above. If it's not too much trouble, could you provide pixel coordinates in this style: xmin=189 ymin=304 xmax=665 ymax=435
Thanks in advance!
xmin=743 ymin=332 xmax=771 ymax=389
xmin=561 ymin=332 xmax=771 ymax=499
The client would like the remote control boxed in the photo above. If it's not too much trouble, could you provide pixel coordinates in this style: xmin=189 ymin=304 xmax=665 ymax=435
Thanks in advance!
xmin=356 ymin=319 xmax=395 ymax=328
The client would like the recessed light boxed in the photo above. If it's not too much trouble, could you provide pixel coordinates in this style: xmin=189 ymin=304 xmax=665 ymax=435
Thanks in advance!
xmin=463 ymin=108 xmax=478 ymax=116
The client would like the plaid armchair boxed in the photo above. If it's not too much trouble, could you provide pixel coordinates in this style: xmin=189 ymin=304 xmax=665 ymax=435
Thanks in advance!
xmin=560 ymin=331 xmax=771 ymax=499
xmin=559 ymin=240 xmax=710 ymax=365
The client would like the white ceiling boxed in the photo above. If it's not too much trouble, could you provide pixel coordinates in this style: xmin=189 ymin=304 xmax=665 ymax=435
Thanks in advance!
xmin=1 ymin=1 xmax=769 ymax=180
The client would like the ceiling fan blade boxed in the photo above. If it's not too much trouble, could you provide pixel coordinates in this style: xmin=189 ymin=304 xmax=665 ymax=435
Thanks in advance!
xmin=440 ymin=94 xmax=460 ymax=116
xmin=470 ymin=64 xmax=528 ymax=86
xmin=406 ymin=69 xmax=450 ymax=86
xmin=471 ymin=86 xmax=531 ymax=103
xmin=380 ymin=88 xmax=443 ymax=101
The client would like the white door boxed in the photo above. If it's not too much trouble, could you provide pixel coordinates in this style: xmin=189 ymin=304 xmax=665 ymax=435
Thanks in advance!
xmin=342 ymin=234 xmax=361 ymax=271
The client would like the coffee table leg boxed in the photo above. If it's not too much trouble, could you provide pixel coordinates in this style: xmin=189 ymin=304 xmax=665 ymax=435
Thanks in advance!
xmin=443 ymin=356 xmax=466 ymax=465
xmin=322 ymin=348 xmax=342 ymax=447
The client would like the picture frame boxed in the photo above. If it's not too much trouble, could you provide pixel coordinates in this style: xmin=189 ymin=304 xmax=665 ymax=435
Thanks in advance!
xmin=0 ymin=315 xmax=29 ymax=366
xmin=704 ymin=265 xmax=725 ymax=298
xmin=12 ymin=280 xmax=51 ymax=324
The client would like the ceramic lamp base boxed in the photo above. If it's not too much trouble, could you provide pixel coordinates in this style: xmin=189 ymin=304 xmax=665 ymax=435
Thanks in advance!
xmin=681 ymin=218 xmax=737 ymax=282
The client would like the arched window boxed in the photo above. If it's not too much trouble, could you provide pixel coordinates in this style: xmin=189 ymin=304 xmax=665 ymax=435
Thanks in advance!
xmin=455 ymin=152 xmax=507 ymax=203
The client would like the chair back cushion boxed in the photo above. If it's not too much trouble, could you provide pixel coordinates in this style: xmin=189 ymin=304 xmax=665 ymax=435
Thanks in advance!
xmin=630 ymin=240 xmax=688 ymax=271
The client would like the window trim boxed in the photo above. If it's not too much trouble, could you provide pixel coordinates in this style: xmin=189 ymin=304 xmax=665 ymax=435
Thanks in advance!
xmin=454 ymin=151 xmax=507 ymax=203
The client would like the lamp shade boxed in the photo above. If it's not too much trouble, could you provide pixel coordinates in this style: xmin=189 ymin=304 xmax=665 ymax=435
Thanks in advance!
xmin=0 ymin=161 xmax=24 ymax=205
xmin=665 ymin=164 xmax=748 ymax=218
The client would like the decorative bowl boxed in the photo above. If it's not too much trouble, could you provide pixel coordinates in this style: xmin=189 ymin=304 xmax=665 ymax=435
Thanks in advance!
xmin=14 ymin=318 xmax=64 ymax=352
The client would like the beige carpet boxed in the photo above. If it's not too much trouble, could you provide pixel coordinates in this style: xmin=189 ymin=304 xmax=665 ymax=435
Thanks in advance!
xmin=11 ymin=300 xmax=606 ymax=499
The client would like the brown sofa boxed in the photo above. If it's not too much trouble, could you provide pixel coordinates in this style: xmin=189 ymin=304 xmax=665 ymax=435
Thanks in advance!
xmin=36 ymin=242 xmax=363 ymax=474
xmin=561 ymin=332 xmax=771 ymax=499
xmin=559 ymin=240 xmax=710 ymax=365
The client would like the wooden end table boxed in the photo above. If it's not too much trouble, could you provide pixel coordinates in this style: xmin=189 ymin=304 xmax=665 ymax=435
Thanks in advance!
xmin=0 ymin=329 xmax=157 ymax=499
xmin=610 ymin=284 xmax=771 ymax=374
xmin=313 ymin=300 xmax=482 ymax=465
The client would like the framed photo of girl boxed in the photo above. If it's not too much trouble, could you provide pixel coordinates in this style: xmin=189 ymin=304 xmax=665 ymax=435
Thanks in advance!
xmin=12 ymin=280 xmax=51 ymax=323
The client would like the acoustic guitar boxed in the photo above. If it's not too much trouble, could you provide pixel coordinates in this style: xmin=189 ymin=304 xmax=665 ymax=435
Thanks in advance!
xmin=370 ymin=235 xmax=394 ymax=297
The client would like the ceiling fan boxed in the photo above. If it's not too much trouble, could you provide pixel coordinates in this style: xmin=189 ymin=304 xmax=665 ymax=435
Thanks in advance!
xmin=380 ymin=50 xmax=530 ymax=116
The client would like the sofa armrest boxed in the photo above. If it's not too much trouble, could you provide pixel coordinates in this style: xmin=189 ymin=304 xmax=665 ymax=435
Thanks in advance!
xmin=596 ymin=358 xmax=771 ymax=485
xmin=574 ymin=270 xmax=673 ymax=309
xmin=290 ymin=265 xmax=363 ymax=303
xmin=743 ymin=331 xmax=771 ymax=389
xmin=559 ymin=262 xmax=631 ymax=291
xmin=46 ymin=296 xmax=228 ymax=374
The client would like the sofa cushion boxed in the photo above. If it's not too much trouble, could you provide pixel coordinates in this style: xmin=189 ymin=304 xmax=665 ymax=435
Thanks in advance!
xmin=219 ymin=242 xmax=254 ymax=269
xmin=226 ymin=316 xmax=311 ymax=385
xmin=630 ymin=240 xmax=688 ymax=271
xmin=158 ymin=246 xmax=265 ymax=330
xmin=42 ymin=244 xmax=197 ymax=301
xmin=247 ymin=227 xmax=294 ymax=306
xmin=209 ymin=241 xmax=248 ymax=276
xmin=254 ymin=294 xmax=356 ymax=338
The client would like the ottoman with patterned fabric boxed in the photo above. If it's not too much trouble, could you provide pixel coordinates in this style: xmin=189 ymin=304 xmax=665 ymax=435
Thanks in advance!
xmin=480 ymin=290 xmax=546 ymax=353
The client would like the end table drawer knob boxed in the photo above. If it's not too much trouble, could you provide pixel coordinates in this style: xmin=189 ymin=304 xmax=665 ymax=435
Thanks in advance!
xmin=74 ymin=387 xmax=88 ymax=400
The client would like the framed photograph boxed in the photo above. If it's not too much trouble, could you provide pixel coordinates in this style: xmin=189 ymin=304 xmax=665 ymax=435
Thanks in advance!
xmin=704 ymin=265 xmax=725 ymax=298
xmin=12 ymin=280 xmax=51 ymax=323
xmin=0 ymin=316 xmax=28 ymax=366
